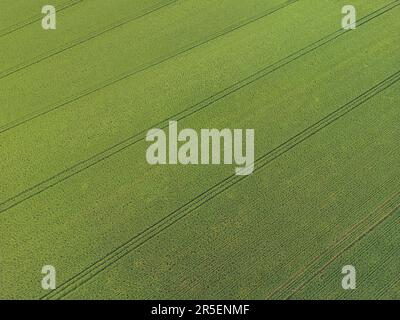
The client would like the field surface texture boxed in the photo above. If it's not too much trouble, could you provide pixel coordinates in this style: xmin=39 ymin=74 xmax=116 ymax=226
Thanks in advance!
xmin=0 ymin=0 xmax=399 ymax=299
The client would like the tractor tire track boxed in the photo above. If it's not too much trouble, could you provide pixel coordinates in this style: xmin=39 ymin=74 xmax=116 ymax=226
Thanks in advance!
xmin=0 ymin=0 xmax=298 ymax=133
xmin=285 ymin=201 xmax=400 ymax=299
xmin=40 ymin=68 xmax=400 ymax=300
xmin=1 ymin=1 xmax=396 ymax=216
xmin=0 ymin=0 xmax=179 ymax=80
xmin=0 ymin=0 xmax=83 ymax=38
xmin=267 ymin=189 xmax=400 ymax=299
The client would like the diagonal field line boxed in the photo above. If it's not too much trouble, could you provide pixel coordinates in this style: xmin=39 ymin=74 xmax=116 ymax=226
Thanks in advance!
xmin=0 ymin=0 xmax=83 ymax=38
xmin=0 ymin=1 xmax=398 ymax=216
xmin=266 ymin=189 xmax=400 ymax=299
xmin=0 ymin=0 xmax=299 ymax=133
xmin=0 ymin=0 xmax=179 ymax=80
xmin=285 ymin=202 xmax=400 ymax=300
xmin=40 ymin=69 xmax=400 ymax=300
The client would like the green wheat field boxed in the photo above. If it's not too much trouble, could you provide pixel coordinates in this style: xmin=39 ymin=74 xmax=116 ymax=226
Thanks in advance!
xmin=1 ymin=0 xmax=399 ymax=300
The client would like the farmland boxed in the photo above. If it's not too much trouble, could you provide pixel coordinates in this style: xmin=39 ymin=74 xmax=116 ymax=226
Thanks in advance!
xmin=0 ymin=0 xmax=399 ymax=299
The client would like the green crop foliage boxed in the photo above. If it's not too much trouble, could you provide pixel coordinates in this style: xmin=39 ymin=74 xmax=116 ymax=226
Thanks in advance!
xmin=0 ymin=0 xmax=399 ymax=300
